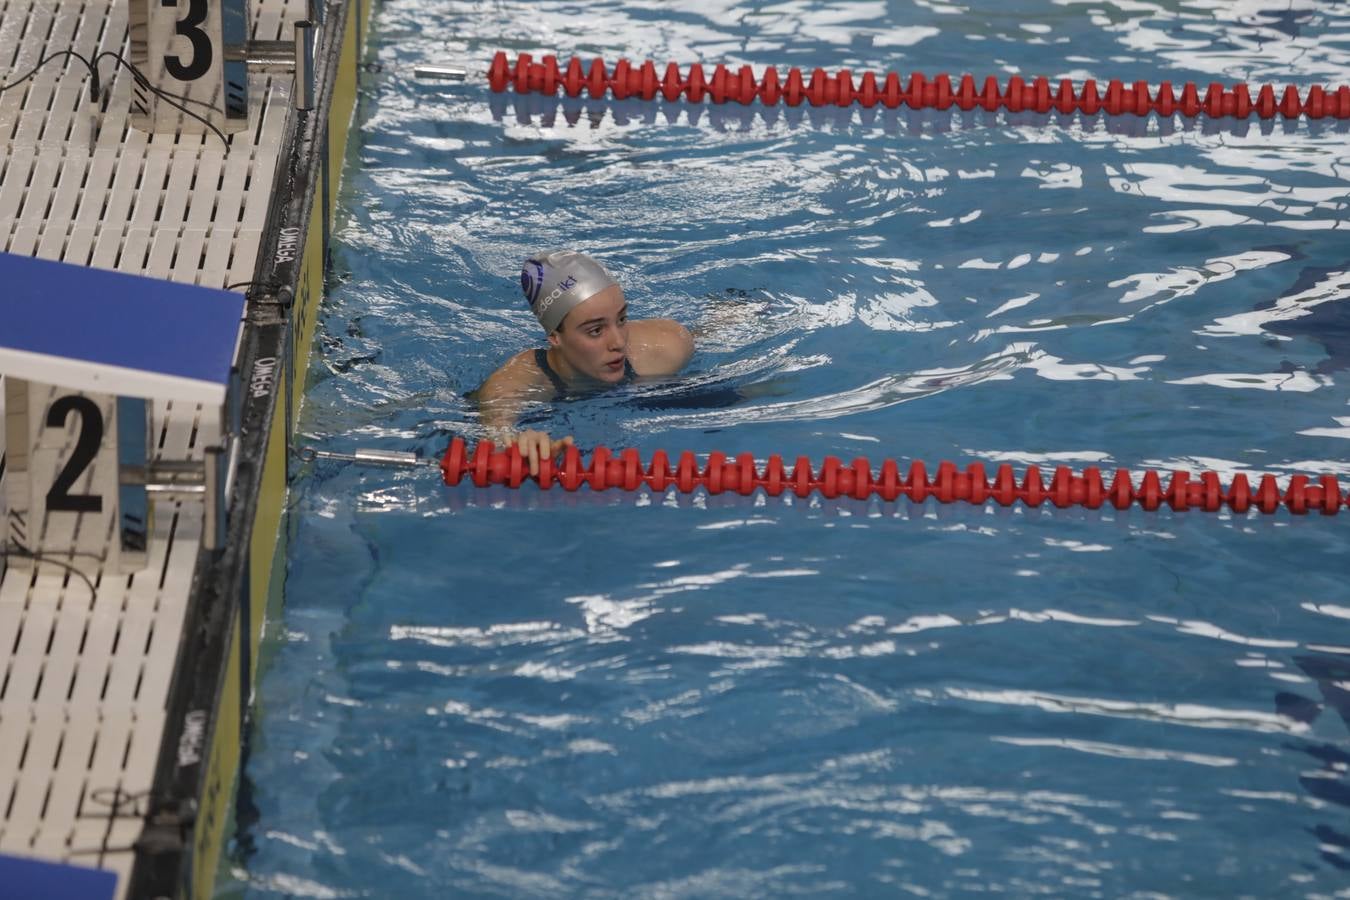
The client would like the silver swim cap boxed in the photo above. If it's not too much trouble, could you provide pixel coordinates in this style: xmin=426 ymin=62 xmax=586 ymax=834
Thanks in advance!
xmin=520 ymin=250 xmax=619 ymax=333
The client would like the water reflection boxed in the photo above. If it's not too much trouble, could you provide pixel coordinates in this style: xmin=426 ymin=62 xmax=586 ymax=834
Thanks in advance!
xmin=480 ymin=90 xmax=1350 ymax=140
xmin=1265 ymin=269 xmax=1350 ymax=374
xmin=1277 ymin=653 xmax=1350 ymax=871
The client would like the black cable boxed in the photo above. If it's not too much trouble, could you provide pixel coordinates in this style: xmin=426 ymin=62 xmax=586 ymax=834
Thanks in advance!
xmin=95 ymin=51 xmax=231 ymax=148
xmin=1 ymin=46 xmax=233 ymax=149
xmin=1 ymin=544 xmax=99 ymax=600
xmin=87 ymin=786 xmax=152 ymax=819
xmin=92 ymin=50 xmax=221 ymax=114
xmin=67 ymin=786 xmax=155 ymax=857
xmin=225 ymin=280 xmax=279 ymax=292
xmin=0 ymin=49 xmax=99 ymax=100
xmin=67 ymin=844 xmax=139 ymax=856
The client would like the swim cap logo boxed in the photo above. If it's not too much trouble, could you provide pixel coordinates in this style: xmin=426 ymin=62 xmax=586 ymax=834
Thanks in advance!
xmin=536 ymin=275 xmax=577 ymax=315
xmin=521 ymin=259 xmax=545 ymax=305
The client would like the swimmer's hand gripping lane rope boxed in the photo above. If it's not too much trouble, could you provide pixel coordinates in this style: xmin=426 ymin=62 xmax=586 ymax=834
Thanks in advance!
xmin=488 ymin=52 xmax=1350 ymax=121
xmin=439 ymin=438 xmax=1346 ymax=516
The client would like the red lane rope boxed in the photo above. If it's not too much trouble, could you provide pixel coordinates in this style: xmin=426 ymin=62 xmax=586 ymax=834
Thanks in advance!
xmin=440 ymin=438 xmax=1346 ymax=516
xmin=487 ymin=52 xmax=1350 ymax=121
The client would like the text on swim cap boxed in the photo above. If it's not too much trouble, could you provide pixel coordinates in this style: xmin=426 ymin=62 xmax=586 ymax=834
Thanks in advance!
xmin=535 ymin=275 xmax=578 ymax=315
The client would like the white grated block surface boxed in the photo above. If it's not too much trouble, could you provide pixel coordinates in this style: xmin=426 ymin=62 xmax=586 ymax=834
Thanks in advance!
xmin=0 ymin=500 xmax=202 ymax=887
xmin=2 ymin=0 xmax=309 ymax=288
xmin=0 ymin=382 xmax=218 ymax=888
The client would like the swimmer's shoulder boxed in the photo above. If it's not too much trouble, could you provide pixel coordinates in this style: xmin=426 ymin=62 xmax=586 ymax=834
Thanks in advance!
xmin=475 ymin=348 xmax=554 ymax=401
xmin=628 ymin=318 xmax=694 ymax=377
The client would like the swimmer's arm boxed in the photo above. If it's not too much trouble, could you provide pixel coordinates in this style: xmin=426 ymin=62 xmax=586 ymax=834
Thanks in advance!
xmin=629 ymin=318 xmax=694 ymax=376
xmin=477 ymin=351 xmax=542 ymax=435
xmin=476 ymin=351 xmax=573 ymax=475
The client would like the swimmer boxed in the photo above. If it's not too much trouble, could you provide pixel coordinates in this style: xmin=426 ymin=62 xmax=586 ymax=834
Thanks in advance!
xmin=476 ymin=250 xmax=694 ymax=475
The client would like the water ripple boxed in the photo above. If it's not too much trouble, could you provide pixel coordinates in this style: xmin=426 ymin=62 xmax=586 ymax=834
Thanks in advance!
xmin=942 ymin=687 xmax=1309 ymax=735
xmin=233 ymin=1 xmax=1350 ymax=897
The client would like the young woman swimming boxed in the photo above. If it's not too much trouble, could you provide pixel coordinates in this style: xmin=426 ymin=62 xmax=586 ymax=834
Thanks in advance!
xmin=477 ymin=250 xmax=693 ymax=475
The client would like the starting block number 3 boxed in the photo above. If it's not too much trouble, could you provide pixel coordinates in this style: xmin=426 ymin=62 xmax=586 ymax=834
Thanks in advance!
xmin=160 ymin=0 xmax=215 ymax=83
xmin=131 ymin=0 xmax=249 ymax=133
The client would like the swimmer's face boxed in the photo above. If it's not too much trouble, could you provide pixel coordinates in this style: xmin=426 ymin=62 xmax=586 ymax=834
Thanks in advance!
xmin=548 ymin=284 xmax=630 ymax=383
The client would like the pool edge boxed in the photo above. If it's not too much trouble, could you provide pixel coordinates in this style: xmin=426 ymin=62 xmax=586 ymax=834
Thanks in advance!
xmin=125 ymin=0 xmax=372 ymax=896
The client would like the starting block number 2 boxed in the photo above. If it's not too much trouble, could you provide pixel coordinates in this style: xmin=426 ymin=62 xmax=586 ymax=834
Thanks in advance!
xmin=4 ymin=381 xmax=148 ymax=574
xmin=43 ymin=395 xmax=106 ymax=513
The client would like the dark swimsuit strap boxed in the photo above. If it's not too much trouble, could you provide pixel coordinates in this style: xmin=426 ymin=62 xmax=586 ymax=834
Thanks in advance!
xmin=534 ymin=348 xmax=637 ymax=399
xmin=534 ymin=348 xmax=569 ymax=396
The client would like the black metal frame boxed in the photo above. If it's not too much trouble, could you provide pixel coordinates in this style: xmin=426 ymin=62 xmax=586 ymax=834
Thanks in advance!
xmin=124 ymin=0 xmax=352 ymax=891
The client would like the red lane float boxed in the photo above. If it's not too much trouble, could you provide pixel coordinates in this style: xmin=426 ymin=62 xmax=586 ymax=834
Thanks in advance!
xmin=487 ymin=52 xmax=1350 ymax=121
xmin=440 ymin=438 xmax=1346 ymax=516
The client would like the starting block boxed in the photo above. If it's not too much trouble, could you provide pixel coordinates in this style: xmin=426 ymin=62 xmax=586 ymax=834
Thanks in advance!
xmin=0 ymin=852 xmax=117 ymax=900
xmin=0 ymin=252 xmax=245 ymax=575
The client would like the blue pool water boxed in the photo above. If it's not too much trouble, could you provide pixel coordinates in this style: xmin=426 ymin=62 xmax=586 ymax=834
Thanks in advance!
xmin=223 ymin=1 xmax=1350 ymax=896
